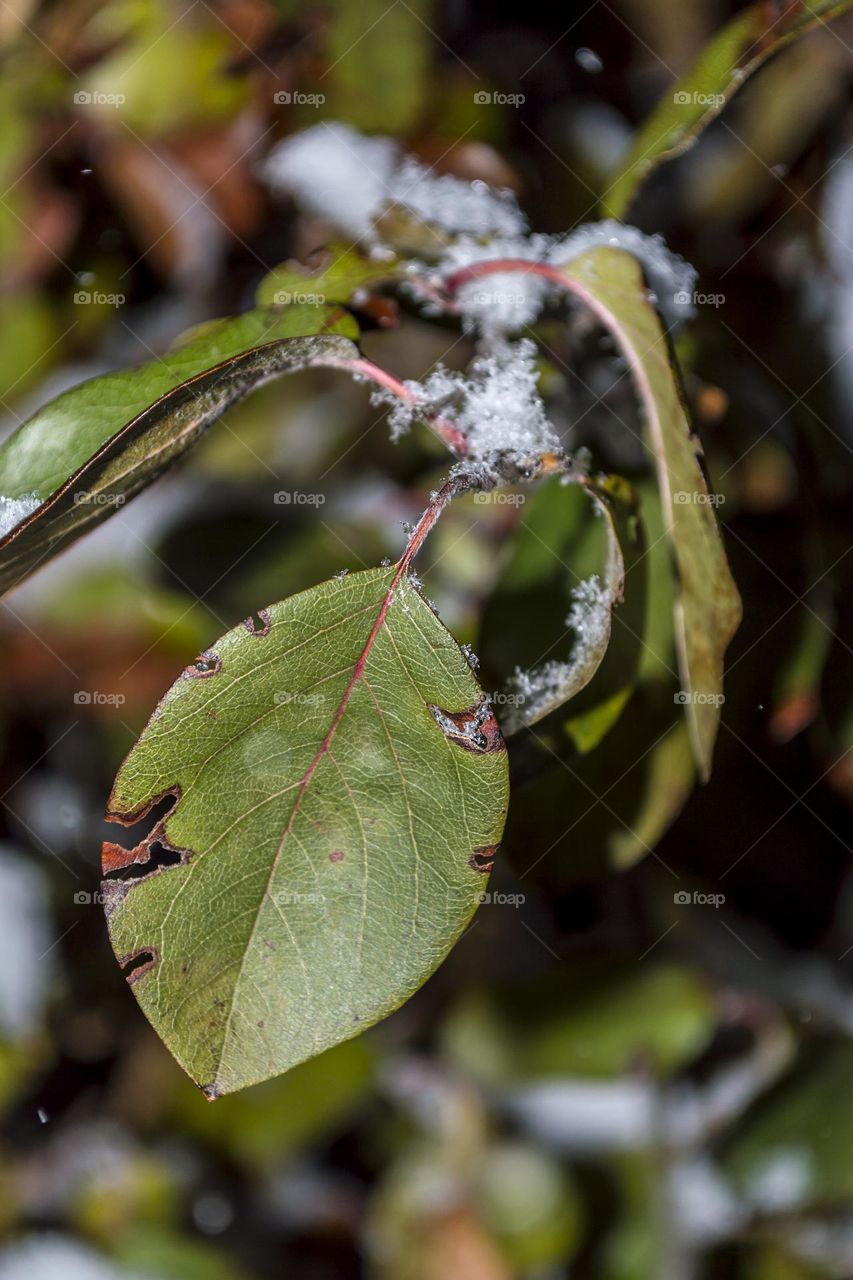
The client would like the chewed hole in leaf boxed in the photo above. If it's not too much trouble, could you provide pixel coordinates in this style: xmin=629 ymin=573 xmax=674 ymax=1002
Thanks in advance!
xmin=428 ymin=699 xmax=506 ymax=754
xmin=118 ymin=947 xmax=159 ymax=985
xmin=186 ymin=651 xmax=222 ymax=678
xmin=469 ymin=845 xmax=498 ymax=874
xmin=244 ymin=609 xmax=271 ymax=636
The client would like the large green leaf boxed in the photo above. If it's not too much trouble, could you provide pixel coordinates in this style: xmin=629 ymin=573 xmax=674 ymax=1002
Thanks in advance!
xmin=0 ymin=306 xmax=358 ymax=596
xmin=557 ymin=248 xmax=741 ymax=780
xmin=605 ymin=0 xmax=853 ymax=217
xmin=102 ymin=566 xmax=509 ymax=1096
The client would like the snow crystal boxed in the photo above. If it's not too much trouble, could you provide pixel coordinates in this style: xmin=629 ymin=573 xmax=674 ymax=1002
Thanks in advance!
xmin=0 ymin=492 xmax=40 ymax=539
xmin=262 ymin=122 xmax=399 ymax=240
xmin=575 ymin=47 xmax=603 ymax=74
xmin=443 ymin=222 xmax=695 ymax=336
xmin=391 ymin=156 xmax=526 ymax=238
xmin=378 ymin=339 xmax=558 ymax=469
xmin=505 ymin=576 xmax=610 ymax=730
xmin=444 ymin=234 xmax=556 ymax=338
xmin=547 ymin=219 xmax=697 ymax=328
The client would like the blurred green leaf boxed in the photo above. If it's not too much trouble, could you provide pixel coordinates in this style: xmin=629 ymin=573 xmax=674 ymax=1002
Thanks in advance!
xmin=605 ymin=0 xmax=853 ymax=217
xmin=256 ymin=243 xmax=402 ymax=308
xmin=0 ymin=308 xmax=358 ymax=595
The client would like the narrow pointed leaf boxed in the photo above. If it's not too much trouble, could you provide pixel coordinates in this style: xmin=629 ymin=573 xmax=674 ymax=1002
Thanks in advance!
xmin=481 ymin=476 xmax=645 ymax=744
xmin=605 ymin=0 xmax=853 ymax=217
xmin=102 ymin=567 xmax=509 ymax=1096
xmin=0 ymin=306 xmax=358 ymax=595
xmin=556 ymin=248 xmax=741 ymax=778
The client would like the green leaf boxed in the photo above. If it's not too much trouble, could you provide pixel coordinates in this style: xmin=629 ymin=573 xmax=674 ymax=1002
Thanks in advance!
xmin=256 ymin=243 xmax=401 ymax=309
xmin=480 ymin=476 xmax=644 ymax=738
xmin=102 ymin=566 xmax=509 ymax=1095
xmin=557 ymin=247 xmax=741 ymax=779
xmin=605 ymin=0 xmax=853 ymax=218
xmin=0 ymin=306 xmax=358 ymax=596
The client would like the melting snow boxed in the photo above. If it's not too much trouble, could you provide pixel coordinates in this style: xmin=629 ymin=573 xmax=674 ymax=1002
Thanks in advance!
xmin=391 ymin=156 xmax=526 ymax=237
xmin=263 ymin=122 xmax=399 ymax=240
xmin=0 ymin=492 xmax=40 ymax=539
xmin=263 ymin=122 xmax=526 ymax=243
xmin=505 ymin=575 xmax=610 ymax=730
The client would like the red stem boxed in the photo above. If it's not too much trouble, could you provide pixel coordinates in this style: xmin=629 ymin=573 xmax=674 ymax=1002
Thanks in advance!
xmin=323 ymin=355 xmax=468 ymax=456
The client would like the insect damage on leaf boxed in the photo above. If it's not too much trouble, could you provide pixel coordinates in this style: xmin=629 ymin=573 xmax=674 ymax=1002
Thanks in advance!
xmin=428 ymin=699 xmax=506 ymax=754
xmin=101 ymin=567 xmax=509 ymax=1095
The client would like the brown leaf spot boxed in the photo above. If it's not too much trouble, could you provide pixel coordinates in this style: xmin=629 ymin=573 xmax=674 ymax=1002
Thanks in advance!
xmin=329 ymin=850 xmax=345 ymax=862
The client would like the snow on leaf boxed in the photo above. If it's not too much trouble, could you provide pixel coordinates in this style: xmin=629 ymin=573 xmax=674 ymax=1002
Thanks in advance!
xmin=0 ymin=493 xmax=39 ymax=540
xmin=505 ymin=575 xmax=611 ymax=731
